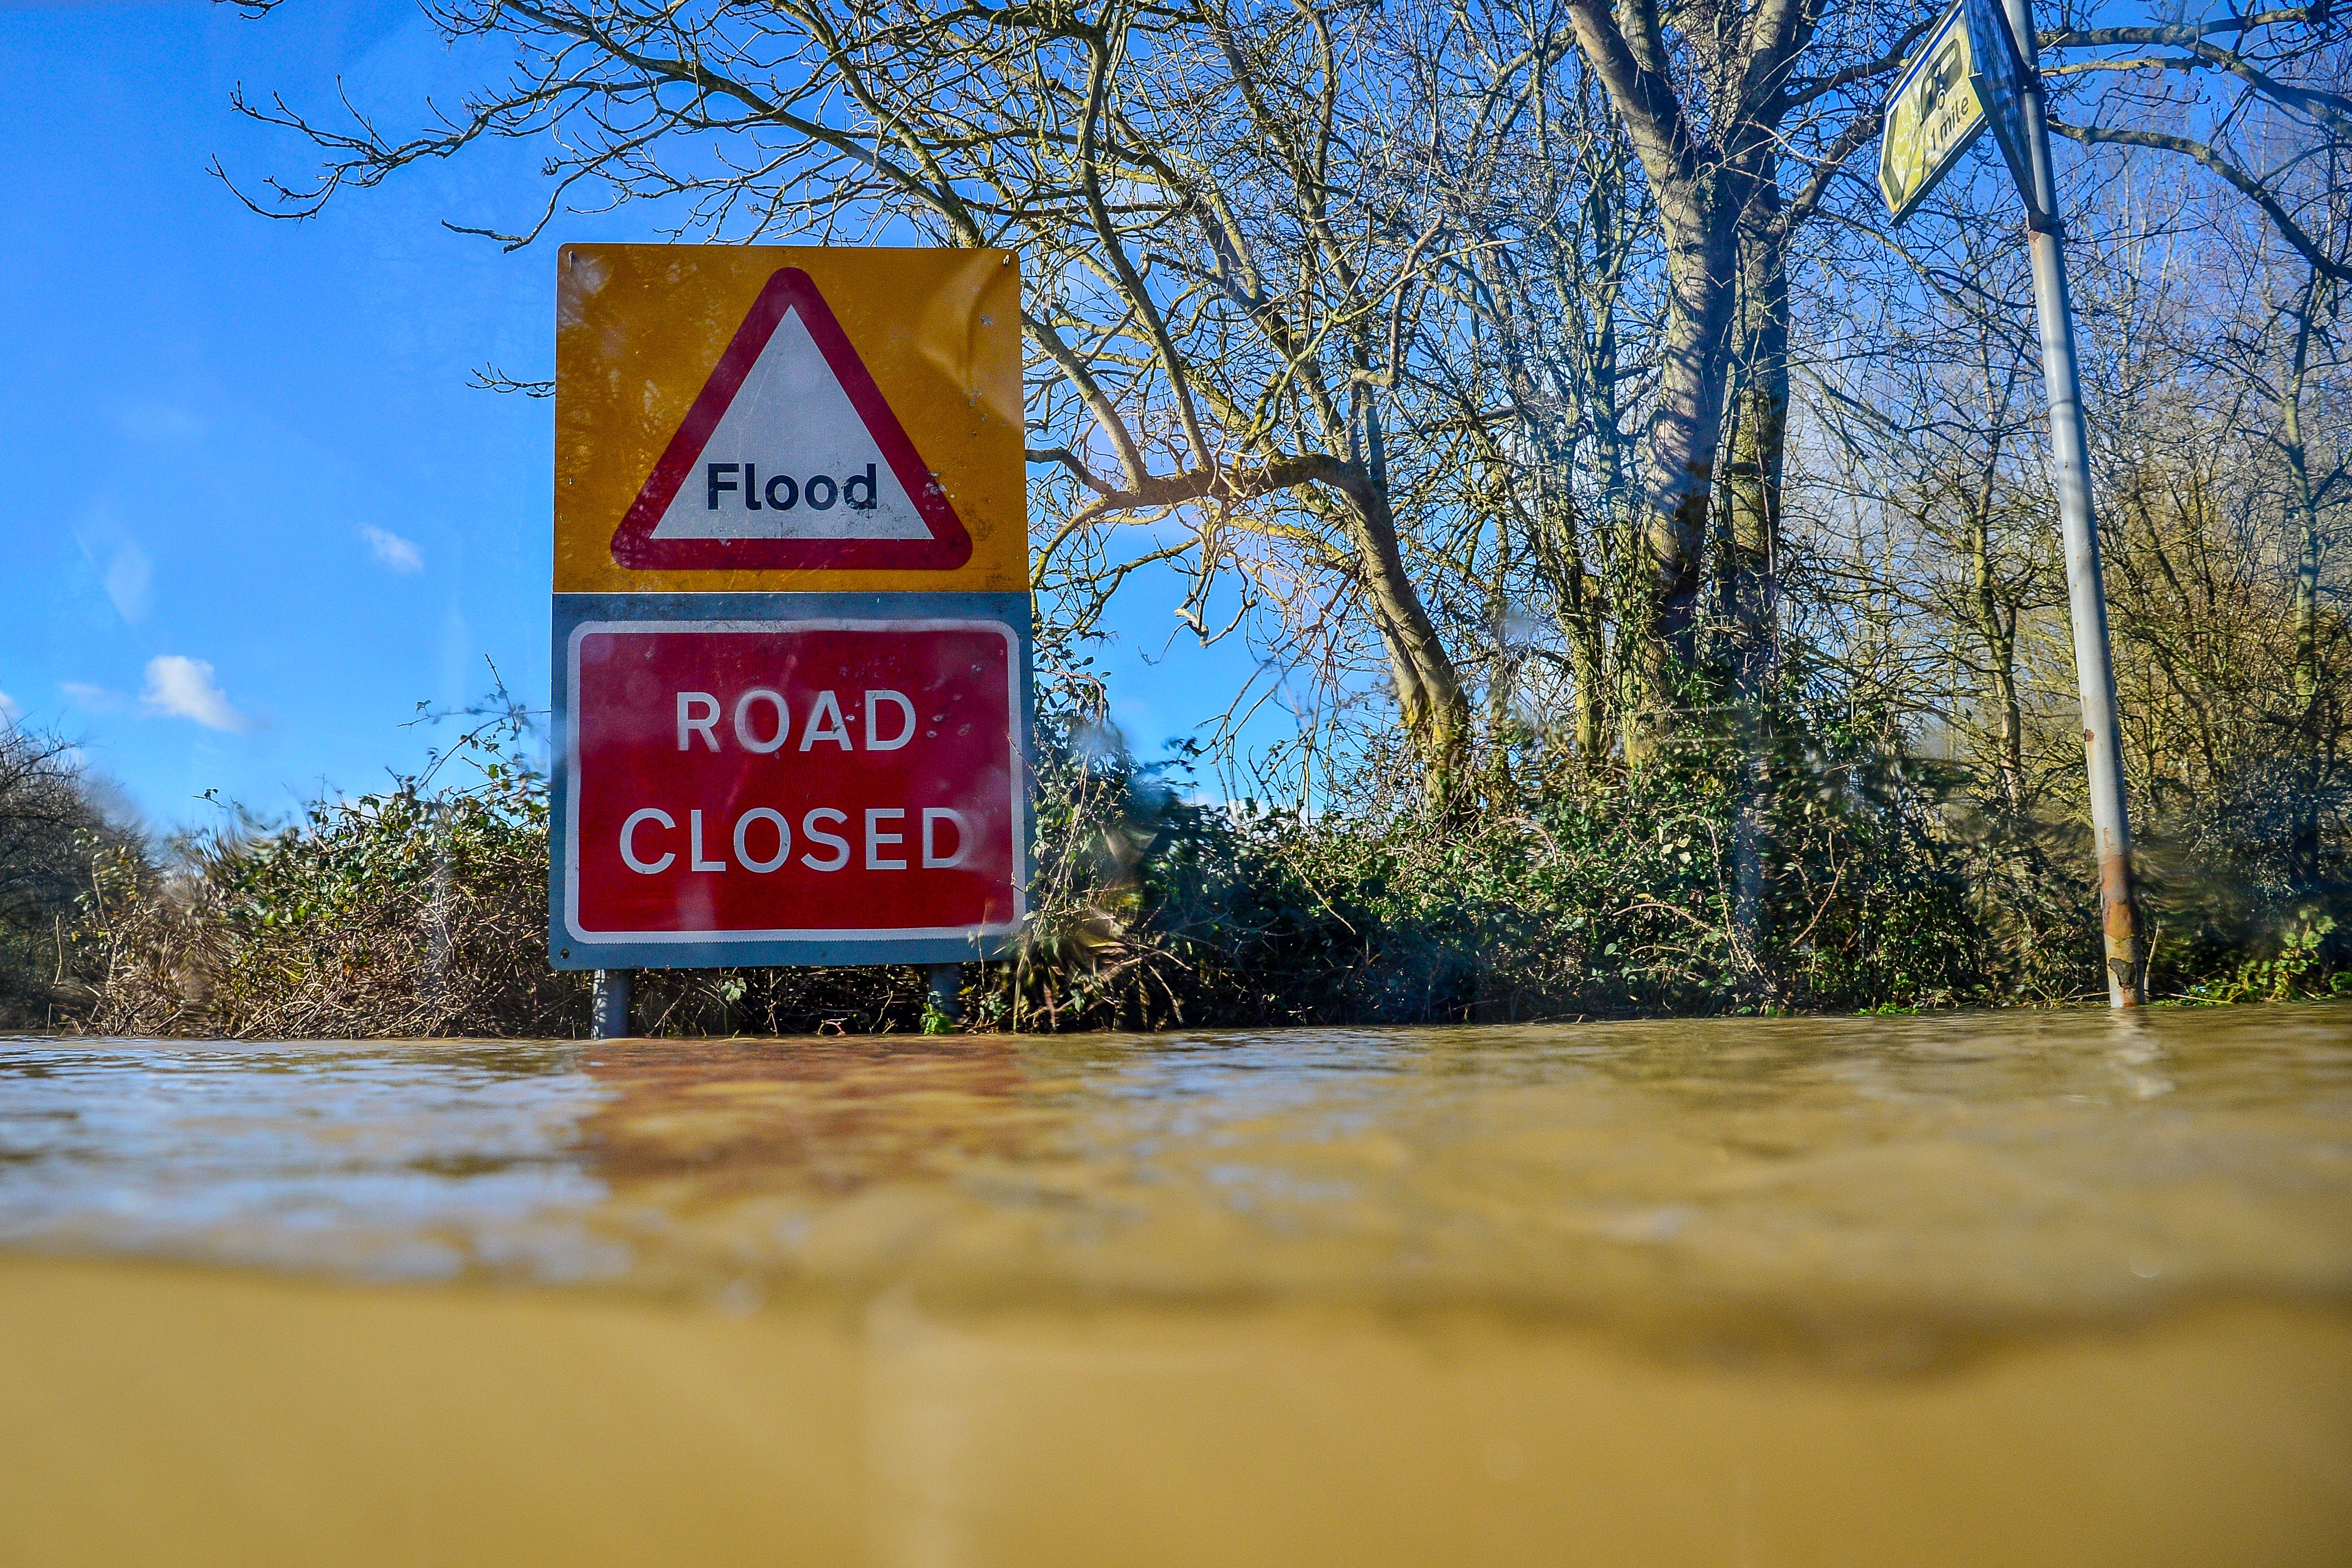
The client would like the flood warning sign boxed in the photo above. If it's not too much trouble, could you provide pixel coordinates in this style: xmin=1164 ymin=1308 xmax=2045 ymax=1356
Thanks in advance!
xmin=610 ymin=268 xmax=973 ymax=572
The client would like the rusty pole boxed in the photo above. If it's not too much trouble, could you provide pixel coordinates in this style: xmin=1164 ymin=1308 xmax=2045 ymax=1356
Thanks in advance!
xmin=2004 ymin=0 xmax=2144 ymax=1004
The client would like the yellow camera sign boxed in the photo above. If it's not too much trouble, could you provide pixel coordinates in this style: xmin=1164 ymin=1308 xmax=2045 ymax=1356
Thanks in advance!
xmin=1880 ymin=5 xmax=1989 ymax=222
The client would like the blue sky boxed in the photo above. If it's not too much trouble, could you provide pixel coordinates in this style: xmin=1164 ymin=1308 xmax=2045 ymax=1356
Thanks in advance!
xmin=0 ymin=0 xmax=1272 ymax=829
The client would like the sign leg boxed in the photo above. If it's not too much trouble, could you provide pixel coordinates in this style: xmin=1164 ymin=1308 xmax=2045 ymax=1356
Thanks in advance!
xmin=591 ymin=969 xmax=634 ymax=1039
xmin=926 ymin=963 xmax=963 ymax=1026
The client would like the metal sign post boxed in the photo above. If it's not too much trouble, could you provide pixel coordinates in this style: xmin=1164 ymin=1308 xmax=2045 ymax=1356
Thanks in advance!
xmin=1883 ymin=0 xmax=2144 ymax=1004
xmin=549 ymin=247 xmax=1032 ymax=1034
xmin=1997 ymin=0 xmax=2143 ymax=1005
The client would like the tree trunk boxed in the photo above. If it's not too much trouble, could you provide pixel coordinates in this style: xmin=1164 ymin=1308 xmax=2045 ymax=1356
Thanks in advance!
xmin=1527 ymin=467 xmax=1610 ymax=764
xmin=1562 ymin=538 xmax=1609 ymax=763
xmin=2282 ymin=273 xmax=2325 ymax=886
xmin=1623 ymin=207 xmax=1742 ymax=765
xmin=1971 ymin=508 xmax=2027 ymax=811
xmin=1341 ymin=474 xmax=1471 ymax=804
xmin=1485 ymin=502 xmax=1517 ymax=798
xmin=1569 ymin=248 xmax=1631 ymax=768
xmin=1724 ymin=201 xmax=1788 ymax=702
xmin=1722 ymin=205 xmax=1788 ymax=963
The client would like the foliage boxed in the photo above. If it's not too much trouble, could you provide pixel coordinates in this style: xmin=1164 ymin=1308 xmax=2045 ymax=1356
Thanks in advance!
xmin=968 ymin=689 xmax=1996 ymax=1031
xmin=83 ymin=693 xmax=587 ymax=1039
xmin=0 ymin=722 xmax=137 ymax=1030
xmin=45 ymin=668 xmax=2344 ymax=1038
xmin=2174 ymin=913 xmax=2352 ymax=1006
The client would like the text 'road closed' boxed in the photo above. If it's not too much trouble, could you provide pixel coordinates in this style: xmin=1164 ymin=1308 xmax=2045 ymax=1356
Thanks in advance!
xmin=564 ymin=622 xmax=1022 ymax=938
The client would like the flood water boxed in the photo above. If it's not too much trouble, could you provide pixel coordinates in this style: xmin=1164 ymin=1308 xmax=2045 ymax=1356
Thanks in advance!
xmin=3 ymin=1007 xmax=2349 ymax=1565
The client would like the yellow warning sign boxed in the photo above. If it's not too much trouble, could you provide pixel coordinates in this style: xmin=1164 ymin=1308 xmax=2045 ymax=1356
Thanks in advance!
xmin=1879 ymin=3 xmax=1987 ymax=223
xmin=555 ymin=245 xmax=1025 ymax=594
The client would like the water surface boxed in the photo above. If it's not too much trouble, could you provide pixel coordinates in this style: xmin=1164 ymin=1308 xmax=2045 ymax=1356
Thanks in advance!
xmin=3 ymin=1008 xmax=2349 ymax=1565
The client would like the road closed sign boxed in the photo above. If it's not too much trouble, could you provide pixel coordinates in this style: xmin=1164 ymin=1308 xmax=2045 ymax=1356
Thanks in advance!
xmin=551 ymin=599 xmax=1030 ymax=968
xmin=550 ymin=243 xmax=1033 ymax=973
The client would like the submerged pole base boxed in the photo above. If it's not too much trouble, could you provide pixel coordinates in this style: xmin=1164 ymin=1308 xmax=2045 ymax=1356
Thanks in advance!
xmin=591 ymin=969 xmax=634 ymax=1040
xmin=926 ymin=963 xmax=963 ymax=1026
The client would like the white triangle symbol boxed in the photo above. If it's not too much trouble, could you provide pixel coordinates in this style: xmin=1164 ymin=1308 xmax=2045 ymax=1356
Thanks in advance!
xmin=650 ymin=305 xmax=933 ymax=542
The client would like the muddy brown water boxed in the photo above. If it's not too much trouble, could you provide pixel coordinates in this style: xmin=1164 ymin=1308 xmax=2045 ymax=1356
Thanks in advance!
xmin=2 ymin=1007 xmax=2349 ymax=1565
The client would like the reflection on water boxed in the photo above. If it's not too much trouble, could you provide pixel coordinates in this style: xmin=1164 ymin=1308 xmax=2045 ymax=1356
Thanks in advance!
xmin=3 ymin=1007 xmax=2349 ymax=1363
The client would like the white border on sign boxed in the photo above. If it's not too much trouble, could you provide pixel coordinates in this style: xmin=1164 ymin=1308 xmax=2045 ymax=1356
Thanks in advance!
xmin=563 ymin=617 xmax=1028 ymax=946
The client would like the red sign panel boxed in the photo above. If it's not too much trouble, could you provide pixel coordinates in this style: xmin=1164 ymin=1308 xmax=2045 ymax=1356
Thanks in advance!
xmin=560 ymin=619 xmax=1023 ymax=946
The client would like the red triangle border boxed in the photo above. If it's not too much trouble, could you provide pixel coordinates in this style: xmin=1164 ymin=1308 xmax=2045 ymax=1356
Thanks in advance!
xmin=609 ymin=268 xmax=974 ymax=571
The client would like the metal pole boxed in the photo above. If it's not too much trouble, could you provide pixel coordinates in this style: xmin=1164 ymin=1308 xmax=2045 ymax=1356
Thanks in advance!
xmin=591 ymin=968 xmax=634 ymax=1039
xmin=2005 ymin=0 xmax=2144 ymax=1005
xmin=926 ymin=963 xmax=963 ymax=1025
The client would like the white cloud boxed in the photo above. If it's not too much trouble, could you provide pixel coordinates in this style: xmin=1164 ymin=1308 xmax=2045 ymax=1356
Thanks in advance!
xmin=361 ymin=526 xmax=425 ymax=574
xmin=105 ymin=540 xmax=152 ymax=624
xmin=140 ymin=656 xmax=262 ymax=734
xmin=0 ymin=690 xmax=18 ymax=722
xmin=62 ymin=681 xmax=123 ymax=712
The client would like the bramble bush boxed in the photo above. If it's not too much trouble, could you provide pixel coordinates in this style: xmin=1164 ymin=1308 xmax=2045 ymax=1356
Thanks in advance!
xmin=83 ymin=694 xmax=584 ymax=1038
xmin=59 ymin=679 xmax=2349 ymax=1039
xmin=0 ymin=722 xmax=140 ymax=1030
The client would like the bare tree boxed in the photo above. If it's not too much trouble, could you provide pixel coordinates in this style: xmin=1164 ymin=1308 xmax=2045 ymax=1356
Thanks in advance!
xmin=227 ymin=0 xmax=1514 ymax=795
xmin=221 ymin=0 xmax=2351 ymax=804
xmin=1543 ymin=0 xmax=2349 ymax=759
xmin=0 ymin=721 xmax=136 ymax=1028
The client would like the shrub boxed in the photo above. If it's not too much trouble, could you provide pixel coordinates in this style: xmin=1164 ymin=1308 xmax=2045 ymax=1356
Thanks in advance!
xmin=0 ymin=723 xmax=139 ymax=1030
xmin=84 ymin=697 xmax=584 ymax=1038
xmin=61 ymin=683 xmax=2342 ymax=1039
